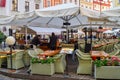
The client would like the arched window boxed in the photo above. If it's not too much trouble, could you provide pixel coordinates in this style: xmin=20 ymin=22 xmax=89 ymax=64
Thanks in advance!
xmin=12 ymin=0 xmax=18 ymax=11
xmin=25 ymin=1 xmax=29 ymax=12
xmin=35 ymin=4 xmax=39 ymax=9
xmin=47 ymin=0 xmax=50 ymax=7
xmin=70 ymin=0 xmax=72 ymax=3
xmin=64 ymin=0 xmax=67 ymax=3
xmin=34 ymin=0 xmax=40 ymax=9
xmin=75 ymin=0 xmax=77 ymax=4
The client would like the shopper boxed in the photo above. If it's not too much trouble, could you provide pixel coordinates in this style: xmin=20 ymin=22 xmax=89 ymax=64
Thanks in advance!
xmin=72 ymin=40 xmax=78 ymax=61
xmin=49 ymin=32 xmax=57 ymax=50
xmin=31 ymin=35 xmax=41 ymax=46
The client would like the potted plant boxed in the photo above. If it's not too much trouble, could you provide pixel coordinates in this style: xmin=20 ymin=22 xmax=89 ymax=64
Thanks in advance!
xmin=94 ymin=56 xmax=120 ymax=79
xmin=31 ymin=55 xmax=55 ymax=75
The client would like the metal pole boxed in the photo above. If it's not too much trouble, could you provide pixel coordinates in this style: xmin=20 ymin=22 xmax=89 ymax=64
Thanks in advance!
xmin=25 ymin=27 xmax=27 ymax=44
xmin=23 ymin=25 xmax=28 ymax=44
xmin=66 ymin=25 xmax=69 ymax=43
xmin=90 ymin=22 xmax=92 ymax=46
xmin=65 ymin=53 xmax=69 ymax=75
xmin=10 ymin=45 xmax=12 ymax=69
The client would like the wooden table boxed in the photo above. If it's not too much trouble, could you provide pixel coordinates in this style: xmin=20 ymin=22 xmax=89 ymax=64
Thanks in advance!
xmin=0 ymin=50 xmax=23 ymax=55
xmin=92 ymin=43 xmax=107 ymax=48
xmin=90 ymin=51 xmax=110 ymax=76
xmin=38 ymin=49 xmax=61 ymax=56
xmin=90 ymin=51 xmax=109 ymax=60
xmin=0 ymin=51 xmax=15 ymax=55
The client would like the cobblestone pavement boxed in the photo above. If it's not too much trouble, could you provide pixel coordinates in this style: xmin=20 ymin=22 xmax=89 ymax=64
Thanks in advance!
xmin=0 ymin=74 xmax=26 ymax=80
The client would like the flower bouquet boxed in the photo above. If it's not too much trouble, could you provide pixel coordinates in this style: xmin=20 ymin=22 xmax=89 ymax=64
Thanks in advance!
xmin=94 ymin=56 xmax=120 ymax=79
xmin=94 ymin=56 xmax=120 ymax=67
xmin=31 ymin=55 xmax=55 ymax=64
xmin=31 ymin=55 xmax=55 ymax=75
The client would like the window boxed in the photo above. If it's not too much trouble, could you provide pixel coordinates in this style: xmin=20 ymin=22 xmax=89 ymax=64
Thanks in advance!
xmin=64 ymin=0 xmax=67 ymax=3
xmin=102 ymin=6 xmax=104 ymax=9
xmin=47 ymin=0 xmax=50 ymax=7
xmin=119 ymin=0 xmax=120 ymax=4
xmin=70 ymin=0 xmax=72 ymax=2
xmin=35 ymin=4 xmax=39 ymax=9
xmin=75 ymin=0 xmax=77 ymax=4
xmin=25 ymin=1 xmax=29 ymax=12
xmin=94 ymin=5 xmax=96 ymax=7
xmin=12 ymin=0 xmax=18 ymax=11
xmin=55 ymin=2 xmax=59 ymax=5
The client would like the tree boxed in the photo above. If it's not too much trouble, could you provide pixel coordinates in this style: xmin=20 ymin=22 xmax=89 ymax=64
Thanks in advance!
xmin=0 ymin=31 xmax=6 ymax=44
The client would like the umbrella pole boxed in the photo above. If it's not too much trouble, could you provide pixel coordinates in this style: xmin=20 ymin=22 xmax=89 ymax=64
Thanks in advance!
xmin=24 ymin=25 xmax=28 ymax=44
xmin=26 ymin=26 xmax=28 ymax=44
xmin=66 ymin=25 xmax=69 ymax=43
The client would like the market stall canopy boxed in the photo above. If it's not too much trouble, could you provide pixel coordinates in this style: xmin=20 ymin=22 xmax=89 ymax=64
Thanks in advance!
xmin=80 ymin=7 xmax=102 ymax=19
xmin=35 ymin=3 xmax=79 ymax=17
xmin=25 ymin=3 xmax=84 ymax=28
xmin=70 ymin=7 xmax=118 ymax=28
xmin=102 ymin=7 xmax=120 ymax=17
xmin=79 ymin=7 xmax=120 ymax=27
xmin=81 ymin=6 xmax=120 ymax=22
xmin=8 ymin=3 xmax=88 ymax=28
xmin=102 ymin=7 xmax=120 ymax=24
xmin=28 ymin=26 xmax=66 ymax=35
xmin=112 ymin=29 xmax=120 ymax=33
xmin=18 ymin=27 xmax=36 ymax=34
xmin=0 ymin=3 xmax=80 ymax=25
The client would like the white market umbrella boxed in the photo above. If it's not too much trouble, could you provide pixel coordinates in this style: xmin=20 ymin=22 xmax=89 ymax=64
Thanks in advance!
xmin=35 ymin=3 xmax=79 ymax=17
xmin=113 ymin=29 xmax=120 ymax=32
xmin=102 ymin=7 xmax=120 ymax=17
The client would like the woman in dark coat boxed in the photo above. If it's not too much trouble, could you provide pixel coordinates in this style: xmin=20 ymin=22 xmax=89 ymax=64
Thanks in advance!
xmin=49 ymin=32 xmax=57 ymax=50
xmin=31 ymin=35 xmax=41 ymax=46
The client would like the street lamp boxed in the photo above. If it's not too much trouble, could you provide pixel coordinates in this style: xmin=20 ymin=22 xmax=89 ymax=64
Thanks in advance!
xmin=6 ymin=36 xmax=15 ymax=70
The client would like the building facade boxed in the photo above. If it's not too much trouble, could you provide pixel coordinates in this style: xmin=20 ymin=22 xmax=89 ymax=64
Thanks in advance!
xmin=80 ymin=0 xmax=93 ymax=10
xmin=0 ymin=0 xmax=36 ymax=35
xmin=113 ymin=0 xmax=120 ymax=7
xmin=0 ymin=0 xmax=114 ymax=16
xmin=0 ymin=0 xmax=36 ymax=16
xmin=80 ymin=0 xmax=112 ymax=12
xmin=93 ymin=0 xmax=111 ymax=12
xmin=42 ymin=0 xmax=80 ymax=8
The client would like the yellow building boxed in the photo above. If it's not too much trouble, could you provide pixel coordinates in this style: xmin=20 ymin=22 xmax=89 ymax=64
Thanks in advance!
xmin=80 ymin=0 xmax=111 ymax=11
xmin=80 ymin=0 xmax=93 ymax=9
xmin=114 ymin=0 xmax=120 ymax=7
